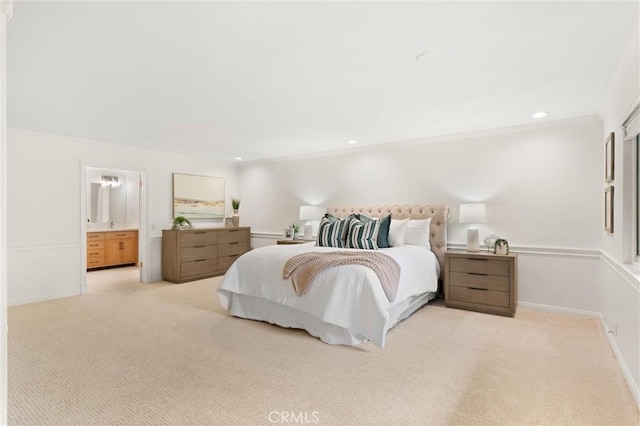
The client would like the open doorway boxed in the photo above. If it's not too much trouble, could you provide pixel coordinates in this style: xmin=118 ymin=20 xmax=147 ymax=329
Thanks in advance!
xmin=82 ymin=166 xmax=146 ymax=293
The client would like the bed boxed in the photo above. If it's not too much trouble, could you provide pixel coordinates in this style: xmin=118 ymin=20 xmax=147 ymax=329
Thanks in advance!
xmin=217 ymin=204 xmax=448 ymax=347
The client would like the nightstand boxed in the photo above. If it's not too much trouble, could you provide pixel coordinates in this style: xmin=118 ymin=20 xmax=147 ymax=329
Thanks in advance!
xmin=444 ymin=250 xmax=517 ymax=317
xmin=276 ymin=239 xmax=311 ymax=245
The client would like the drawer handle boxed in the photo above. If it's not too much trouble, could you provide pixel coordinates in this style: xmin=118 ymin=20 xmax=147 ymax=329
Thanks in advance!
xmin=229 ymin=230 xmax=239 ymax=232
xmin=228 ymin=255 xmax=239 ymax=258
xmin=468 ymin=287 xmax=488 ymax=291
xmin=468 ymin=258 xmax=488 ymax=261
xmin=194 ymin=231 xmax=206 ymax=234
xmin=229 ymin=242 xmax=238 ymax=245
xmin=468 ymin=272 xmax=488 ymax=276
xmin=194 ymin=245 xmax=206 ymax=248
xmin=195 ymin=259 xmax=207 ymax=262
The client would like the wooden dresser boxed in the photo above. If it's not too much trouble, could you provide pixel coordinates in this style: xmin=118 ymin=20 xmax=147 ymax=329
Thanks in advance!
xmin=87 ymin=230 xmax=138 ymax=270
xmin=444 ymin=250 xmax=517 ymax=317
xmin=162 ymin=227 xmax=250 ymax=283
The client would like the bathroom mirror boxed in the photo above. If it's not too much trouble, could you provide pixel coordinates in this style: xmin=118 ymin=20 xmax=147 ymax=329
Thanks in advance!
xmin=86 ymin=167 xmax=139 ymax=228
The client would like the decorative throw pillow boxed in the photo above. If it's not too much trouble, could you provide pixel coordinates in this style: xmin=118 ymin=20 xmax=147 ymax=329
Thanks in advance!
xmin=404 ymin=217 xmax=432 ymax=249
xmin=357 ymin=213 xmax=391 ymax=248
xmin=388 ymin=219 xmax=409 ymax=247
xmin=316 ymin=214 xmax=355 ymax=247
xmin=346 ymin=218 xmax=380 ymax=250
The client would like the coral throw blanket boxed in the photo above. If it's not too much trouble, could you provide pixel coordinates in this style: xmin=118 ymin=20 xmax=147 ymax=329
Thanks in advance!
xmin=282 ymin=251 xmax=401 ymax=302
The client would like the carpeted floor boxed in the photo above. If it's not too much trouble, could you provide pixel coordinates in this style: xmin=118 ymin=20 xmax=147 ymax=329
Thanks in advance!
xmin=7 ymin=267 xmax=639 ymax=425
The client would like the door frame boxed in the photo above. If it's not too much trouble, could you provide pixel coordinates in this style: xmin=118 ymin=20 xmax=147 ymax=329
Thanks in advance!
xmin=80 ymin=162 xmax=149 ymax=291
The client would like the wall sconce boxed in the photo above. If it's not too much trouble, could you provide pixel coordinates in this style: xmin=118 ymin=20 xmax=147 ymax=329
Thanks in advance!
xmin=101 ymin=176 xmax=120 ymax=187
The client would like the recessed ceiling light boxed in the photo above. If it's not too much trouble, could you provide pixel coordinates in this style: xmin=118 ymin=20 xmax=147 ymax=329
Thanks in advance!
xmin=532 ymin=111 xmax=548 ymax=118
xmin=347 ymin=140 xmax=357 ymax=145
xmin=235 ymin=157 xmax=243 ymax=161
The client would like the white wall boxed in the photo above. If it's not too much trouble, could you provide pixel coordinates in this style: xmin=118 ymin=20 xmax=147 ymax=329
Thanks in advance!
xmin=7 ymin=128 xmax=238 ymax=304
xmin=239 ymin=117 xmax=604 ymax=311
xmin=597 ymin=23 xmax=639 ymax=405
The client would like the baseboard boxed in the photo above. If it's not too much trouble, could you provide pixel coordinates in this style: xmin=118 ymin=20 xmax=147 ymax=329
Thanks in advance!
xmin=599 ymin=314 xmax=640 ymax=409
xmin=517 ymin=301 xmax=601 ymax=318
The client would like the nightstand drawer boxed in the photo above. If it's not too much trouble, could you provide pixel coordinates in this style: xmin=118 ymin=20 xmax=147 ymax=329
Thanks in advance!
xmin=449 ymin=257 xmax=509 ymax=276
xmin=449 ymin=272 xmax=509 ymax=291
xmin=449 ymin=286 xmax=509 ymax=308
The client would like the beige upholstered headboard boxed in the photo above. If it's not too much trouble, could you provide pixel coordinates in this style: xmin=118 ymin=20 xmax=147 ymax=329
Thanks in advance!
xmin=325 ymin=204 xmax=449 ymax=277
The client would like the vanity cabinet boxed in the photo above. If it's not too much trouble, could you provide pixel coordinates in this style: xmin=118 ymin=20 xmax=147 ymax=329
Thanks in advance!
xmin=162 ymin=227 xmax=250 ymax=283
xmin=87 ymin=230 xmax=138 ymax=270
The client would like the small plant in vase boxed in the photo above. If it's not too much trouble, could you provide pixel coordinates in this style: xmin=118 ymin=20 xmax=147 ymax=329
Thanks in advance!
xmin=231 ymin=197 xmax=241 ymax=227
xmin=290 ymin=223 xmax=300 ymax=240
xmin=172 ymin=216 xmax=192 ymax=230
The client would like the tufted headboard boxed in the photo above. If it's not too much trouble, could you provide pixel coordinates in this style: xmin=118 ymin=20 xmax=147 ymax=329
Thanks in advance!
xmin=325 ymin=204 xmax=449 ymax=278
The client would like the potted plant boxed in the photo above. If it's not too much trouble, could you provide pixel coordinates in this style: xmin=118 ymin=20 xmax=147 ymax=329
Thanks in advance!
xmin=231 ymin=197 xmax=241 ymax=227
xmin=231 ymin=197 xmax=241 ymax=211
xmin=172 ymin=216 xmax=192 ymax=230
xmin=290 ymin=223 xmax=300 ymax=240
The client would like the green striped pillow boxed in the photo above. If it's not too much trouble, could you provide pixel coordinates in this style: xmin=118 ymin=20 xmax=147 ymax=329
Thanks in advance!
xmin=316 ymin=215 xmax=353 ymax=247
xmin=346 ymin=218 xmax=380 ymax=250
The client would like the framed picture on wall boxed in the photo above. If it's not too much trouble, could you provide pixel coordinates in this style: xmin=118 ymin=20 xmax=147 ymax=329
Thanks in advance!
xmin=605 ymin=132 xmax=615 ymax=182
xmin=173 ymin=173 xmax=225 ymax=219
xmin=604 ymin=186 xmax=614 ymax=233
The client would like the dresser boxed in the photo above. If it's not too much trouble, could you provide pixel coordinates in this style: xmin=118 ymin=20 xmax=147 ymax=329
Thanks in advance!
xmin=444 ymin=250 xmax=517 ymax=317
xmin=87 ymin=230 xmax=138 ymax=270
xmin=162 ymin=227 xmax=250 ymax=283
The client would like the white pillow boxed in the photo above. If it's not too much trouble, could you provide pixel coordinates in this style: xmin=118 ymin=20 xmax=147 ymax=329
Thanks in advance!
xmin=388 ymin=219 xmax=409 ymax=247
xmin=404 ymin=218 xmax=432 ymax=249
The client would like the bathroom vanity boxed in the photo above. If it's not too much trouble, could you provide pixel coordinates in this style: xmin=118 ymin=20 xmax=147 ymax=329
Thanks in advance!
xmin=87 ymin=230 xmax=138 ymax=269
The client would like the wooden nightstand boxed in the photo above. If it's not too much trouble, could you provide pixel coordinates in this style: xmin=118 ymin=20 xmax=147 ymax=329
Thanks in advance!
xmin=444 ymin=250 xmax=517 ymax=317
xmin=276 ymin=239 xmax=311 ymax=245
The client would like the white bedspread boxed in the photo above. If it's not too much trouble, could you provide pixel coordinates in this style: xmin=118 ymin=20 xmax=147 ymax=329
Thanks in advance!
xmin=217 ymin=242 xmax=440 ymax=347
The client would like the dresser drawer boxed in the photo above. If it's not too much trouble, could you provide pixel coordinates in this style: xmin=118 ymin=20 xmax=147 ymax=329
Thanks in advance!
xmin=449 ymin=272 xmax=509 ymax=292
xmin=105 ymin=231 xmax=137 ymax=240
xmin=218 ymin=229 xmax=249 ymax=244
xmin=181 ymin=231 xmax=218 ymax=247
xmin=180 ymin=245 xmax=218 ymax=262
xmin=218 ymin=254 xmax=241 ymax=271
xmin=449 ymin=257 xmax=509 ymax=276
xmin=449 ymin=286 xmax=509 ymax=308
xmin=180 ymin=258 xmax=218 ymax=278
xmin=218 ymin=241 xmax=249 ymax=257
xmin=87 ymin=241 xmax=105 ymax=250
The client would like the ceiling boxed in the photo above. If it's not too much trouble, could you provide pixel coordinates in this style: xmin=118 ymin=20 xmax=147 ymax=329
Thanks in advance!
xmin=7 ymin=1 xmax=639 ymax=162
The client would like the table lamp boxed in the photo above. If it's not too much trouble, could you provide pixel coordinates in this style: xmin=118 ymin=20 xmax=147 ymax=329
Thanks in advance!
xmin=299 ymin=205 xmax=325 ymax=240
xmin=459 ymin=202 xmax=486 ymax=252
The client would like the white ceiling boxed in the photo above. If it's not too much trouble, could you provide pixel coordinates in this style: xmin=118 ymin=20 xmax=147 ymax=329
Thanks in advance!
xmin=7 ymin=1 xmax=639 ymax=162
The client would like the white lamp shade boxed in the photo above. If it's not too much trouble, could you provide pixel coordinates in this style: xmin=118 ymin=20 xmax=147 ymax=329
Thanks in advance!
xmin=299 ymin=205 xmax=325 ymax=221
xmin=459 ymin=203 xmax=487 ymax=224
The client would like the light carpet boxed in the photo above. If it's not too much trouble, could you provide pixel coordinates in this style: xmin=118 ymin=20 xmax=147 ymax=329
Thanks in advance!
xmin=8 ymin=268 xmax=639 ymax=425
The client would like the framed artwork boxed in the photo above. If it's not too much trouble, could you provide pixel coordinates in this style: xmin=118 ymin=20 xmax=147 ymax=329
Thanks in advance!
xmin=224 ymin=217 xmax=234 ymax=227
xmin=604 ymin=186 xmax=614 ymax=233
xmin=605 ymin=132 xmax=615 ymax=182
xmin=173 ymin=173 xmax=225 ymax=219
xmin=283 ymin=228 xmax=294 ymax=240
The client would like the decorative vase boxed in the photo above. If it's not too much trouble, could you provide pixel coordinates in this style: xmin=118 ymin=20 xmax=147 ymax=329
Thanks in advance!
xmin=232 ymin=209 xmax=240 ymax=227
